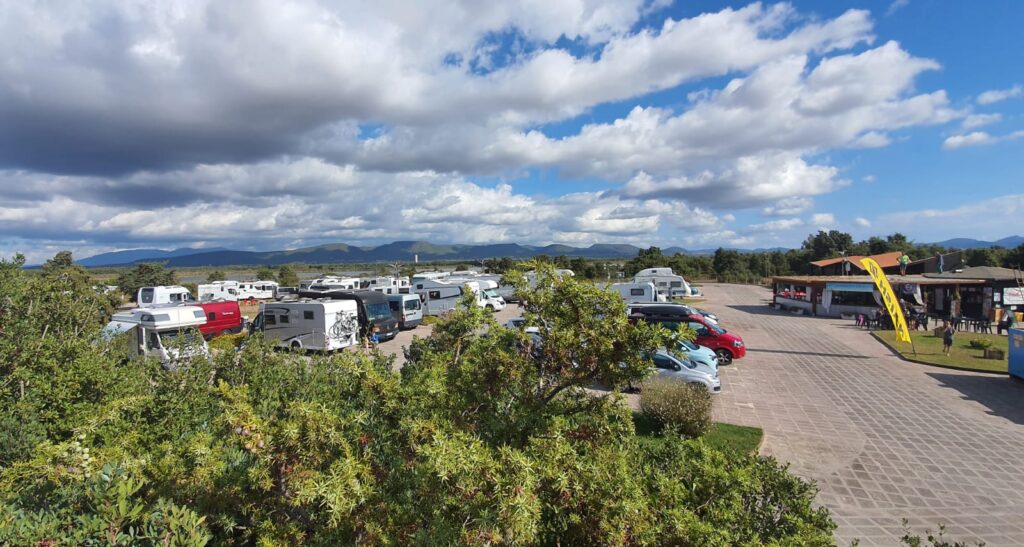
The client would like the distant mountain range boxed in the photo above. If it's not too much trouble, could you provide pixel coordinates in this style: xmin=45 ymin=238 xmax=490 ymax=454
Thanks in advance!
xmin=931 ymin=236 xmax=1024 ymax=249
xmin=74 ymin=236 xmax=1024 ymax=268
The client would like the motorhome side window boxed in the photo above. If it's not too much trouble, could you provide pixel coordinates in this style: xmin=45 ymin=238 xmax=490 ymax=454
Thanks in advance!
xmin=265 ymin=314 xmax=277 ymax=326
xmin=279 ymin=313 xmax=290 ymax=324
xmin=428 ymin=290 xmax=441 ymax=299
xmin=630 ymin=288 xmax=645 ymax=296
xmin=304 ymin=311 xmax=314 ymax=320
xmin=670 ymin=281 xmax=682 ymax=287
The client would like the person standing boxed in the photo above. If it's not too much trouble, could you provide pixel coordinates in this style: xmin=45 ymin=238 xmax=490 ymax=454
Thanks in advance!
xmin=999 ymin=307 xmax=1017 ymax=335
xmin=942 ymin=321 xmax=955 ymax=356
xmin=936 ymin=252 xmax=944 ymax=274
xmin=898 ymin=251 xmax=910 ymax=276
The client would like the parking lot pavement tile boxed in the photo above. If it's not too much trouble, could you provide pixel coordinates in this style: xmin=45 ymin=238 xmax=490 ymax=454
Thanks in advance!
xmin=701 ymin=284 xmax=1024 ymax=546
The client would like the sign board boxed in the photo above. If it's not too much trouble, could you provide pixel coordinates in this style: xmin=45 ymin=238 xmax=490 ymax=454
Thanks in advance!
xmin=1004 ymin=287 xmax=1024 ymax=306
xmin=825 ymin=282 xmax=874 ymax=293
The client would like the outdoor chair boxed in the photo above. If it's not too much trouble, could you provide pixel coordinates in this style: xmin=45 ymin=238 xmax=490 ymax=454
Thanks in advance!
xmin=978 ymin=320 xmax=992 ymax=334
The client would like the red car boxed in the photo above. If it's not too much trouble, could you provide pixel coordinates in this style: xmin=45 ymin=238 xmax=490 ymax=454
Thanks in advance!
xmin=197 ymin=300 xmax=245 ymax=339
xmin=633 ymin=313 xmax=746 ymax=365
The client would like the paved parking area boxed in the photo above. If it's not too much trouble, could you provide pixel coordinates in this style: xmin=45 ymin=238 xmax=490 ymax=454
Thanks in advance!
xmin=701 ymin=283 xmax=1024 ymax=546
xmin=378 ymin=303 xmax=522 ymax=368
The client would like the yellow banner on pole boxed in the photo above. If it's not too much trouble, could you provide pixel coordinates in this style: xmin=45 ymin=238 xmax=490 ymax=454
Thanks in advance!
xmin=860 ymin=257 xmax=912 ymax=343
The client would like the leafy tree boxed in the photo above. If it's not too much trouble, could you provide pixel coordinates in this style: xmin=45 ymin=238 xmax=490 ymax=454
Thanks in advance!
xmin=114 ymin=262 xmax=175 ymax=298
xmin=254 ymin=266 xmax=276 ymax=281
xmin=277 ymin=264 xmax=300 ymax=286
xmin=0 ymin=259 xmax=836 ymax=545
xmin=964 ymin=247 xmax=1003 ymax=267
xmin=713 ymin=248 xmax=750 ymax=282
xmin=1004 ymin=244 xmax=1024 ymax=269
xmin=41 ymin=250 xmax=75 ymax=273
xmin=205 ymin=269 xmax=225 ymax=282
xmin=801 ymin=230 xmax=854 ymax=261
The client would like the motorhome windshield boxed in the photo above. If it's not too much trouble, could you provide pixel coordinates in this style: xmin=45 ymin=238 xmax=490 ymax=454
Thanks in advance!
xmin=159 ymin=329 xmax=203 ymax=346
xmin=484 ymin=289 xmax=499 ymax=299
xmin=366 ymin=302 xmax=392 ymax=322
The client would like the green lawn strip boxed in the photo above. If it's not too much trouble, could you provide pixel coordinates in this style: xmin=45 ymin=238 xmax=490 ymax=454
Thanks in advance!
xmin=872 ymin=330 xmax=1008 ymax=373
xmin=633 ymin=412 xmax=763 ymax=455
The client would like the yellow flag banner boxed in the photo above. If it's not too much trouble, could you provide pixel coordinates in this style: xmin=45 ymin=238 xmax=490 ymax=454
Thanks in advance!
xmin=860 ymin=258 xmax=912 ymax=343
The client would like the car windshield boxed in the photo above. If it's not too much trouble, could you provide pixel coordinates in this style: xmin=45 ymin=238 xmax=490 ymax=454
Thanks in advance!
xmin=366 ymin=302 xmax=392 ymax=322
xmin=678 ymin=339 xmax=699 ymax=351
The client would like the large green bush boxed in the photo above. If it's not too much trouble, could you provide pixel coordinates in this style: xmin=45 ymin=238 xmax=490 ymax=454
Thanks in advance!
xmin=0 ymin=258 xmax=835 ymax=544
xmin=639 ymin=377 xmax=713 ymax=438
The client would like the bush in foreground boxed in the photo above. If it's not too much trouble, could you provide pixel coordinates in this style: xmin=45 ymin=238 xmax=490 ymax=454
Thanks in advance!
xmin=0 ymin=258 xmax=835 ymax=545
xmin=640 ymin=377 xmax=713 ymax=438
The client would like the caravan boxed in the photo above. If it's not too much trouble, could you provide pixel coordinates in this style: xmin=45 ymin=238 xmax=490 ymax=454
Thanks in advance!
xmin=361 ymin=276 xmax=411 ymax=295
xmin=198 ymin=281 xmax=239 ymax=301
xmin=137 ymin=285 xmax=195 ymax=305
xmin=307 ymin=276 xmax=360 ymax=292
xmin=249 ymin=300 xmax=360 ymax=352
xmin=103 ymin=306 xmax=210 ymax=367
xmin=634 ymin=267 xmax=690 ymax=299
xmin=611 ymin=282 xmax=664 ymax=303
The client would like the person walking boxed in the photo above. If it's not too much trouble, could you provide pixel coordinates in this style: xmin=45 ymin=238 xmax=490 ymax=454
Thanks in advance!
xmin=898 ymin=251 xmax=910 ymax=276
xmin=935 ymin=252 xmax=944 ymax=274
xmin=999 ymin=307 xmax=1017 ymax=335
xmin=942 ymin=321 xmax=955 ymax=356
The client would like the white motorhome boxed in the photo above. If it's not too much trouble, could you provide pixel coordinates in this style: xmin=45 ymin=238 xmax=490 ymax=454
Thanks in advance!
xmin=361 ymin=276 xmax=411 ymax=295
xmin=411 ymin=279 xmax=505 ymax=315
xmin=249 ymin=300 xmax=360 ymax=352
xmin=525 ymin=269 xmax=575 ymax=288
xmin=386 ymin=294 xmax=423 ymax=329
xmin=237 ymin=281 xmax=278 ymax=300
xmin=634 ymin=267 xmax=690 ymax=299
xmin=103 ymin=306 xmax=210 ymax=368
xmin=307 ymin=276 xmax=360 ymax=292
xmin=198 ymin=281 xmax=240 ymax=301
xmin=611 ymin=282 xmax=665 ymax=303
xmin=411 ymin=271 xmax=450 ymax=283
xmin=137 ymin=285 xmax=195 ymax=306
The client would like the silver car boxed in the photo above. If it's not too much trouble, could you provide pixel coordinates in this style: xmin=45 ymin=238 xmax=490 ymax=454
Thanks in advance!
xmin=648 ymin=348 xmax=721 ymax=393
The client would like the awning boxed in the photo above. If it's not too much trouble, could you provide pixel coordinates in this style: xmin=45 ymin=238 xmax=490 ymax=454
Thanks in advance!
xmin=826 ymin=282 xmax=875 ymax=293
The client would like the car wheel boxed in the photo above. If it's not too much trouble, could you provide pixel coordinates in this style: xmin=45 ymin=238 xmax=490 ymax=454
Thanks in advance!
xmin=714 ymin=348 xmax=733 ymax=365
xmin=485 ymin=305 xmax=494 ymax=312
xmin=291 ymin=340 xmax=302 ymax=351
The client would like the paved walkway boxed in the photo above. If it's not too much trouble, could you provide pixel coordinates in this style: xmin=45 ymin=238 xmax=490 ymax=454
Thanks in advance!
xmin=702 ymin=284 xmax=1024 ymax=546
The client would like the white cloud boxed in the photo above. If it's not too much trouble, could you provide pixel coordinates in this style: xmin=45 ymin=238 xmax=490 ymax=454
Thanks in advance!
xmin=886 ymin=0 xmax=910 ymax=16
xmin=854 ymin=217 xmax=872 ymax=228
xmin=748 ymin=218 xmax=804 ymax=231
xmin=874 ymin=194 xmax=1024 ymax=242
xmin=811 ymin=213 xmax=836 ymax=227
xmin=862 ymin=175 xmax=877 ymax=182
xmin=961 ymin=113 xmax=1002 ymax=130
xmin=763 ymin=196 xmax=813 ymax=216
xmin=943 ymin=130 xmax=1024 ymax=150
xmin=977 ymin=84 xmax=1023 ymax=105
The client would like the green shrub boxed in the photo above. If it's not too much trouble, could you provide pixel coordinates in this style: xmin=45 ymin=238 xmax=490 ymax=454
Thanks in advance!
xmin=968 ymin=338 xmax=992 ymax=349
xmin=639 ymin=378 xmax=713 ymax=438
xmin=208 ymin=331 xmax=246 ymax=351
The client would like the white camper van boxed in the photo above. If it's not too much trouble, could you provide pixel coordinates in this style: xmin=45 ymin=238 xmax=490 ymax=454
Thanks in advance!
xmin=198 ymin=281 xmax=240 ymax=301
xmin=361 ymin=276 xmax=410 ymax=295
xmin=103 ymin=306 xmax=210 ymax=367
xmin=611 ymin=282 xmax=664 ymax=303
xmin=411 ymin=279 xmax=506 ymax=316
xmin=237 ymin=281 xmax=278 ymax=300
xmin=249 ymin=300 xmax=360 ymax=352
xmin=307 ymin=276 xmax=360 ymax=292
xmin=137 ymin=285 xmax=195 ymax=306
xmin=634 ymin=267 xmax=690 ymax=299
xmin=386 ymin=294 xmax=423 ymax=329
xmin=411 ymin=272 xmax=450 ymax=283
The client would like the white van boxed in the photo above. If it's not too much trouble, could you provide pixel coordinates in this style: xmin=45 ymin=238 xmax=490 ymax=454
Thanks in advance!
xmin=249 ymin=300 xmax=360 ymax=352
xmin=198 ymin=281 xmax=240 ymax=301
xmin=387 ymin=294 xmax=423 ymax=329
xmin=103 ymin=306 xmax=210 ymax=368
xmin=137 ymin=285 xmax=195 ymax=305
xmin=611 ymin=282 xmax=664 ymax=303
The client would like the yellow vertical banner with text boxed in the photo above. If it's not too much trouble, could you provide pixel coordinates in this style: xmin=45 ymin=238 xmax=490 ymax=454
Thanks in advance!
xmin=860 ymin=258 xmax=912 ymax=343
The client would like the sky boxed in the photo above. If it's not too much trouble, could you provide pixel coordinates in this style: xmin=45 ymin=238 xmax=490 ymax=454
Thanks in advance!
xmin=1 ymin=0 xmax=1022 ymax=263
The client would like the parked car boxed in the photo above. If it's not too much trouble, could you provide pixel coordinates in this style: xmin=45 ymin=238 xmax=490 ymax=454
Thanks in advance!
xmin=632 ymin=313 xmax=745 ymax=365
xmin=628 ymin=303 xmax=718 ymax=324
xmin=196 ymin=300 xmax=245 ymax=339
xmin=676 ymin=338 xmax=719 ymax=370
xmin=387 ymin=293 xmax=423 ymax=329
xmin=644 ymin=348 xmax=720 ymax=393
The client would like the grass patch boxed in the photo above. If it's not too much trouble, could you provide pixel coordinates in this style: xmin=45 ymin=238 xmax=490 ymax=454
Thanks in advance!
xmin=633 ymin=412 xmax=763 ymax=455
xmin=873 ymin=330 xmax=1008 ymax=373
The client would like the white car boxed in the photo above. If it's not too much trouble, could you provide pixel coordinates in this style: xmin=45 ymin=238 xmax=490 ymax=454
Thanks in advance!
xmin=646 ymin=348 xmax=720 ymax=393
